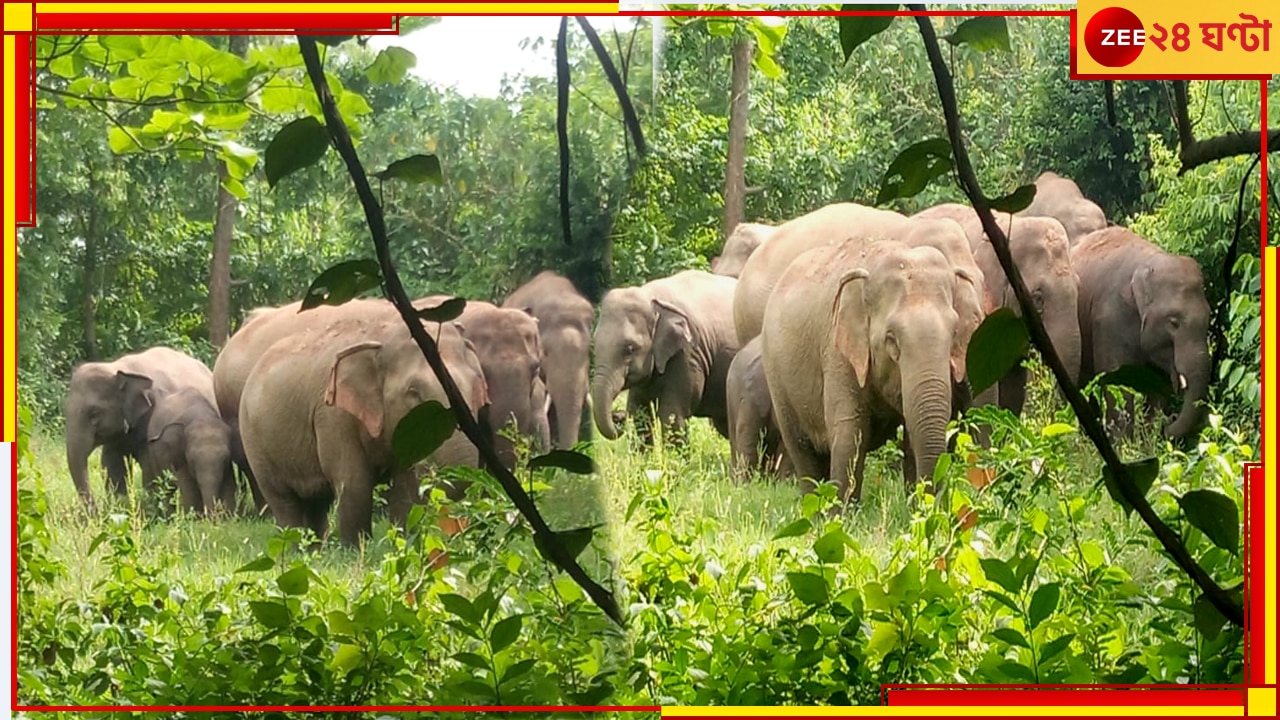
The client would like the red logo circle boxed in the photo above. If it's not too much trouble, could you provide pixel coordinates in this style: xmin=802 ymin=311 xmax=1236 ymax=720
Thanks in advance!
xmin=1084 ymin=7 xmax=1145 ymax=67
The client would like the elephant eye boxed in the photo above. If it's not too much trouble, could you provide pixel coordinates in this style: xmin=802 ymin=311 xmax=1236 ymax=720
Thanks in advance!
xmin=624 ymin=342 xmax=637 ymax=355
xmin=1169 ymin=316 xmax=1181 ymax=328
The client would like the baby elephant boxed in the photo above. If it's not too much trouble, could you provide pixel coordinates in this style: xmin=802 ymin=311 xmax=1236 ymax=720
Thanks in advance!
xmin=726 ymin=336 xmax=787 ymax=478
xmin=144 ymin=387 xmax=236 ymax=516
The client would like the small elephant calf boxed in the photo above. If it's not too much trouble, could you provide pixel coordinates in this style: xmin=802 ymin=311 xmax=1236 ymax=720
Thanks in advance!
xmin=144 ymin=387 xmax=237 ymax=516
xmin=726 ymin=336 xmax=787 ymax=478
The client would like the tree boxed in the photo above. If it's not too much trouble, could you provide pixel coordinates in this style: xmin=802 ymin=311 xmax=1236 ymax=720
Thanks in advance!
xmin=209 ymin=34 xmax=250 ymax=348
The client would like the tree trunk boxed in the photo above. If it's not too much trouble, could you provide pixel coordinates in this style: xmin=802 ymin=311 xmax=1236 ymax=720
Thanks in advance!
xmin=81 ymin=161 xmax=100 ymax=361
xmin=723 ymin=36 xmax=752 ymax=240
xmin=209 ymin=34 xmax=248 ymax=348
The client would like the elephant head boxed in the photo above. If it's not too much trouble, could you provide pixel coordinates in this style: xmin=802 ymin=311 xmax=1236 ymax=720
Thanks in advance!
xmin=117 ymin=371 xmax=159 ymax=436
xmin=591 ymin=289 xmax=692 ymax=439
xmin=1131 ymin=256 xmax=1211 ymax=439
xmin=323 ymin=323 xmax=491 ymax=453
xmin=711 ymin=222 xmax=776 ymax=278
xmin=833 ymin=244 xmax=965 ymax=487
xmin=457 ymin=305 xmax=553 ymax=462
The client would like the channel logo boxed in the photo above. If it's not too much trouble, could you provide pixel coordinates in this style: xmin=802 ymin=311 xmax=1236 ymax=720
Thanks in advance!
xmin=1084 ymin=7 xmax=1146 ymax=67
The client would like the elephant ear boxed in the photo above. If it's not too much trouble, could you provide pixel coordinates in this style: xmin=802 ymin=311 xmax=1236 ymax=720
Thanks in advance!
xmin=1130 ymin=265 xmax=1154 ymax=332
xmin=116 ymin=371 xmax=155 ymax=433
xmin=651 ymin=298 xmax=693 ymax=374
xmin=324 ymin=341 xmax=386 ymax=439
xmin=951 ymin=268 xmax=981 ymax=383
xmin=832 ymin=268 xmax=872 ymax=386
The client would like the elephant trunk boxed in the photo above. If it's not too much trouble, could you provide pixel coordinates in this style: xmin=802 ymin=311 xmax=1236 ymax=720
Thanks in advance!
xmin=1046 ymin=308 xmax=1083 ymax=386
xmin=1165 ymin=341 xmax=1210 ymax=440
xmin=901 ymin=359 xmax=953 ymax=490
xmin=65 ymin=412 xmax=96 ymax=509
xmin=549 ymin=359 xmax=586 ymax=448
xmin=591 ymin=369 xmax=625 ymax=440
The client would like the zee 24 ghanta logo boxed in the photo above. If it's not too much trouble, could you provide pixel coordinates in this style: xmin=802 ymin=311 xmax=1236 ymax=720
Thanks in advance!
xmin=1084 ymin=6 xmax=1272 ymax=67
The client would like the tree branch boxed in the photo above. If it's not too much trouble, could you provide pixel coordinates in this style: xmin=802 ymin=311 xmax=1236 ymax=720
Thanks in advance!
xmin=556 ymin=17 xmax=573 ymax=247
xmin=576 ymin=17 xmax=647 ymax=159
xmin=1210 ymin=153 xmax=1263 ymax=373
xmin=1171 ymin=80 xmax=1280 ymax=174
xmin=296 ymin=36 xmax=622 ymax=626
xmin=909 ymin=9 xmax=1243 ymax=628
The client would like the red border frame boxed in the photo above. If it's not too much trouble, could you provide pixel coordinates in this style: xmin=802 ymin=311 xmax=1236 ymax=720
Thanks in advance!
xmin=6 ymin=5 xmax=1272 ymax=714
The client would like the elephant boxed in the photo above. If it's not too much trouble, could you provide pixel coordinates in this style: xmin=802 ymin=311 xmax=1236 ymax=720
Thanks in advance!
xmin=213 ymin=296 xmax=448 ymax=512
xmin=1016 ymin=171 xmax=1108 ymax=245
xmin=763 ymin=239 xmax=971 ymax=503
xmin=914 ymin=204 xmax=1082 ymax=414
xmin=456 ymin=299 xmax=552 ymax=467
xmin=734 ymin=202 xmax=910 ymax=342
xmin=239 ymin=316 xmax=490 ymax=546
xmin=711 ymin=222 xmax=776 ymax=278
xmin=725 ymin=335 xmax=787 ymax=478
xmin=1072 ymin=227 xmax=1211 ymax=440
xmin=502 ymin=271 xmax=594 ymax=449
xmin=143 ymin=387 xmax=236 ymax=516
xmin=64 ymin=347 xmax=216 ymax=512
xmin=591 ymin=270 xmax=740 ymax=442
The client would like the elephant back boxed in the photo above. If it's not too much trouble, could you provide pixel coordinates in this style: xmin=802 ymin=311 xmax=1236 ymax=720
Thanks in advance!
xmin=108 ymin=346 xmax=216 ymax=407
xmin=735 ymin=203 xmax=908 ymax=342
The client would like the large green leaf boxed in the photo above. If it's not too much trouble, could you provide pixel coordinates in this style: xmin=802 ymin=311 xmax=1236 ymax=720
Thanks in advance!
xmin=489 ymin=615 xmax=523 ymax=653
xmin=812 ymin=529 xmax=847 ymax=564
xmin=391 ymin=401 xmax=458 ymax=470
xmin=264 ymin=116 xmax=331 ymax=189
xmin=300 ymin=259 xmax=382 ymax=311
xmin=528 ymin=449 xmax=595 ymax=475
xmin=966 ymin=308 xmax=1029 ymax=395
xmin=990 ymin=627 xmax=1030 ymax=649
xmin=786 ymin=571 xmax=830 ymax=605
xmin=1028 ymin=582 xmax=1060 ymax=630
xmin=276 ymin=565 xmax=310 ymax=596
xmin=1095 ymin=364 xmax=1174 ymax=400
xmin=374 ymin=154 xmax=443 ymax=184
xmin=837 ymin=6 xmax=897 ymax=62
xmin=876 ymin=137 xmax=953 ymax=205
xmin=773 ymin=518 xmax=812 ymax=540
xmin=944 ymin=16 xmax=1011 ymax=53
xmin=979 ymin=557 xmax=1021 ymax=594
xmin=248 ymin=600 xmax=290 ymax=630
xmin=1178 ymin=489 xmax=1240 ymax=556
xmin=366 ymin=46 xmax=418 ymax=85
xmin=534 ymin=525 xmax=601 ymax=564
xmin=987 ymin=184 xmax=1037 ymax=213
xmin=416 ymin=297 xmax=466 ymax=322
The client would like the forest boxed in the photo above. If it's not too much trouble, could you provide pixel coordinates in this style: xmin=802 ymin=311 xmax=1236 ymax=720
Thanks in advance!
xmin=14 ymin=7 xmax=1274 ymax=713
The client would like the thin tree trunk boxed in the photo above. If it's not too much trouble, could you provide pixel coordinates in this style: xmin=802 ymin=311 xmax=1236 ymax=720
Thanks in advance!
xmin=723 ymin=36 xmax=752 ymax=239
xmin=208 ymin=34 xmax=248 ymax=348
xmin=81 ymin=195 xmax=99 ymax=361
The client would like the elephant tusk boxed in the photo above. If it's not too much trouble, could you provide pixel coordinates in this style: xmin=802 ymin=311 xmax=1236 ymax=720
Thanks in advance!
xmin=1179 ymin=374 xmax=1187 ymax=391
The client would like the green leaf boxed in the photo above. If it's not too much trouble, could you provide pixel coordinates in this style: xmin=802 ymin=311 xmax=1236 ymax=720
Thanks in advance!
xmin=258 ymin=81 xmax=307 ymax=114
xmin=220 ymin=177 xmax=248 ymax=200
xmin=990 ymin=627 xmax=1030 ymax=649
xmin=983 ymin=589 xmax=1021 ymax=612
xmin=979 ymin=557 xmax=1021 ymax=594
xmin=1028 ymin=583 xmax=1060 ymax=630
xmin=747 ymin=16 xmax=787 ymax=56
xmin=502 ymin=657 xmax=537 ymax=684
xmin=1100 ymin=458 xmax=1158 ymax=518
xmin=366 ymin=46 xmax=418 ymax=84
xmin=1178 ymin=489 xmax=1240 ymax=556
xmin=49 ymin=52 xmax=85 ymax=79
xmin=108 ymin=76 xmax=143 ymax=100
xmin=264 ymin=116 xmax=330 ymax=189
xmin=752 ymin=52 xmax=783 ymax=80
xmin=489 ymin=615 xmax=523 ymax=653
xmin=707 ymin=18 xmax=736 ymax=37
xmin=331 ymin=643 xmax=362 ymax=672
xmin=876 ymin=137 xmax=953 ymax=205
xmin=866 ymin=621 xmax=899 ymax=660
xmin=1095 ymin=364 xmax=1174 ymax=400
xmin=837 ymin=6 xmax=897 ymax=62
xmin=786 ymin=572 xmax=830 ymax=605
xmin=454 ymin=651 xmax=490 ymax=670
xmin=534 ymin=525 xmax=600 ymax=564
xmin=416 ymin=296 xmax=467 ymax=322
xmin=998 ymin=660 xmax=1037 ymax=682
xmin=235 ymin=555 xmax=275 ymax=573
xmin=248 ymin=600 xmax=290 ymax=629
xmin=987 ymin=184 xmax=1037 ymax=213
xmin=773 ymin=518 xmax=812 ymax=540
xmin=300 ymin=259 xmax=382 ymax=311
xmin=966 ymin=308 xmax=1029 ymax=395
xmin=276 ymin=565 xmax=310 ymax=596
xmin=439 ymin=593 xmax=481 ymax=626
xmin=1193 ymin=594 xmax=1227 ymax=641
xmin=107 ymin=127 xmax=143 ymax=154
xmin=812 ymin=530 xmax=847 ymax=564
xmin=374 ymin=154 xmax=443 ymax=185
xmin=528 ymin=449 xmax=595 ymax=475
xmin=1040 ymin=422 xmax=1076 ymax=438
xmin=944 ymin=16 xmax=1011 ymax=53
xmin=391 ymin=401 xmax=458 ymax=470
xmin=1039 ymin=633 xmax=1076 ymax=665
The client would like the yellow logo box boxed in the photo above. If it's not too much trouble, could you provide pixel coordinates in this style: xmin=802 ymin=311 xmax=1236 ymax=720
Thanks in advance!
xmin=1075 ymin=0 xmax=1277 ymax=77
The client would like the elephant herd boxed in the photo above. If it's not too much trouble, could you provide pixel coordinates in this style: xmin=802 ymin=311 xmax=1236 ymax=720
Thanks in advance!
xmin=62 ymin=171 xmax=1213 ymax=543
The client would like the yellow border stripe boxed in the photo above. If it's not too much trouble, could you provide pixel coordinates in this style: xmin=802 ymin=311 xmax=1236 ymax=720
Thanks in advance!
xmin=35 ymin=3 xmax=620 ymax=15
xmin=660 ymin=707 xmax=1243 ymax=717
xmin=4 ymin=34 xmax=17 ymax=443
xmin=1265 ymin=245 xmax=1276 ymax=685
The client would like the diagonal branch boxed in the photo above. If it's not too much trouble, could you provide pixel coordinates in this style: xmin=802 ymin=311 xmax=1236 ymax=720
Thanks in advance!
xmin=909 ymin=9 xmax=1243 ymax=628
xmin=1171 ymin=80 xmax=1280 ymax=175
xmin=576 ymin=16 xmax=647 ymax=160
xmin=556 ymin=17 xmax=573 ymax=247
xmin=296 ymin=36 xmax=622 ymax=626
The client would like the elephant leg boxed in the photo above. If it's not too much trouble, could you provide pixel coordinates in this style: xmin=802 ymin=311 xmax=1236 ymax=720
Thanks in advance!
xmin=729 ymin=416 xmax=759 ymax=481
xmin=902 ymin=430 xmax=918 ymax=492
xmin=774 ymin=401 xmax=823 ymax=494
xmin=216 ymin=472 xmax=238 ymax=517
xmin=65 ymin=422 xmax=98 ymax=511
xmin=336 ymin=477 xmax=374 ymax=547
xmin=175 ymin=468 xmax=203 ymax=515
xmin=998 ymin=364 xmax=1029 ymax=417
xmin=228 ymin=424 xmax=269 ymax=516
xmin=101 ymin=444 xmax=130 ymax=498
xmin=386 ymin=470 xmax=420 ymax=529
xmin=825 ymin=374 xmax=870 ymax=504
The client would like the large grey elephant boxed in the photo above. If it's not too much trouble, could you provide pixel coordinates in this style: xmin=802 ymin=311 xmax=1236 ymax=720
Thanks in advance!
xmin=64 ymin=347 xmax=216 ymax=512
xmin=143 ymin=387 xmax=236 ymax=516
xmin=591 ymin=270 xmax=740 ymax=441
xmin=239 ymin=317 xmax=490 ymax=546
xmin=914 ymin=204 xmax=1082 ymax=414
xmin=711 ymin=222 xmax=776 ymax=278
xmin=502 ymin=271 xmax=594 ymax=449
xmin=213 ymin=296 xmax=446 ymax=512
xmin=1072 ymin=227 xmax=1211 ymax=440
xmin=725 ymin=335 xmax=786 ymax=477
xmin=734 ymin=203 xmax=910 ymax=342
xmin=1016 ymin=171 xmax=1108 ymax=245
xmin=456 ymin=299 xmax=552 ymax=467
xmin=763 ymin=239 xmax=971 ymax=503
